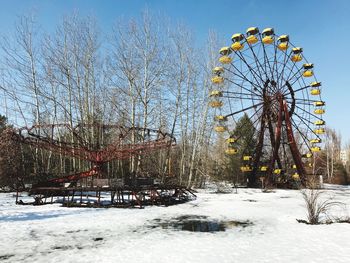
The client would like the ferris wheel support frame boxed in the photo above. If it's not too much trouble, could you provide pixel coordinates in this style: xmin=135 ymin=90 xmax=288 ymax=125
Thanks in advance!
xmin=262 ymin=94 xmax=307 ymax=187
xmin=282 ymin=99 xmax=307 ymax=185
xmin=211 ymin=27 xmax=325 ymax=188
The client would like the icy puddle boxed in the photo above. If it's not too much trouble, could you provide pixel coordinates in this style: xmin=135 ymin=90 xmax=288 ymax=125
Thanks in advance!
xmin=150 ymin=215 xmax=252 ymax=232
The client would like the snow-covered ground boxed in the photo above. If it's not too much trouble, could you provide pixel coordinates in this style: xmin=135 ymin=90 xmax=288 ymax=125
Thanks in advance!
xmin=1 ymin=185 xmax=350 ymax=263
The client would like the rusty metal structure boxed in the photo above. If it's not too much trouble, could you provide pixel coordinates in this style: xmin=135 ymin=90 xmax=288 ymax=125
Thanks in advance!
xmin=14 ymin=123 xmax=196 ymax=207
xmin=210 ymin=27 xmax=325 ymax=188
xmin=16 ymin=185 xmax=196 ymax=208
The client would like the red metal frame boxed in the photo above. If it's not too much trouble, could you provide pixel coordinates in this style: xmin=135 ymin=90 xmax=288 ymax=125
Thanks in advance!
xmin=13 ymin=124 xmax=175 ymax=183
xmin=283 ymin=100 xmax=307 ymax=184
xmin=264 ymin=94 xmax=306 ymax=186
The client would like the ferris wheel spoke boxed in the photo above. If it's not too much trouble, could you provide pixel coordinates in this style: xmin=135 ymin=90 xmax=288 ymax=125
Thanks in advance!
xmin=289 ymin=73 xmax=306 ymax=87
xmin=295 ymin=78 xmax=313 ymax=126
xmin=290 ymin=118 xmax=313 ymax=153
xmin=248 ymin=114 xmax=263 ymax=137
xmin=226 ymin=95 xmax=237 ymax=126
xmin=224 ymin=102 xmax=264 ymax=118
xmin=294 ymin=98 xmax=321 ymax=103
xmin=258 ymin=35 xmax=275 ymax=82
xmin=246 ymin=42 xmax=269 ymax=81
xmin=222 ymin=90 xmax=262 ymax=101
xmin=300 ymin=78 xmax=313 ymax=125
xmin=292 ymin=112 xmax=322 ymax=140
xmin=277 ymin=59 xmax=291 ymax=95
xmin=285 ymin=64 xmax=304 ymax=86
xmin=233 ymin=50 xmax=265 ymax=85
xmin=290 ymin=101 xmax=313 ymax=106
xmin=224 ymin=74 xmax=263 ymax=97
xmin=231 ymin=107 xmax=264 ymax=138
xmin=284 ymin=84 xmax=310 ymax=96
xmin=278 ymin=50 xmax=293 ymax=88
xmin=280 ymin=68 xmax=301 ymax=97
xmin=300 ymin=76 xmax=313 ymax=121
xmin=292 ymin=111 xmax=319 ymax=135
xmin=245 ymin=108 xmax=265 ymax=132
xmin=276 ymin=64 xmax=296 ymax=95
xmin=286 ymin=96 xmax=315 ymax=106
xmin=223 ymin=96 xmax=262 ymax=101
xmin=233 ymin=108 xmax=264 ymax=143
xmin=272 ymin=40 xmax=281 ymax=87
xmin=294 ymin=104 xmax=323 ymax=120
xmin=225 ymin=63 xmax=263 ymax=93
xmin=284 ymin=58 xmax=299 ymax=82
xmin=222 ymin=90 xmax=259 ymax=97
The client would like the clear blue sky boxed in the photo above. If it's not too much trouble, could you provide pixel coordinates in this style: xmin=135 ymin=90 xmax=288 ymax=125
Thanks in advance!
xmin=0 ymin=0 xmax=349 ymax=145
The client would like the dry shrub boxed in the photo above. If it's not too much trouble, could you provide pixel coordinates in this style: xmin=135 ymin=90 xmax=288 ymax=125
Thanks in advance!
xmin=300 ymin=176 xmax=345 ymax=224
xmin=301 ymin=189 xmax=343 ymax=224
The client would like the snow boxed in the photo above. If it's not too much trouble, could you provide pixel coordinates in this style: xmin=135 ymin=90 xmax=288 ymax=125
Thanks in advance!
xmin=1 ymin=185 xmax=350 ymax=263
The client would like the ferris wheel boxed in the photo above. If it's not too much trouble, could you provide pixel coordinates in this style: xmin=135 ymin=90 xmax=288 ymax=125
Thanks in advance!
xmin=209 ymin=27 xmax=325 ymax=187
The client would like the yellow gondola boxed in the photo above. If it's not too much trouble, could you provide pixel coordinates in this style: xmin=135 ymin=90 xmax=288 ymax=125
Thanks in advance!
xmin=246 ymin=27 xmax=259 ymax=44
xmin=310 ymin=81 xmax=321 ymax=87
xmin=211 ymin=76 xmax=224 ymax=84
xmin=231 ymin=33 xmax=245 ymax=51
xmin=209 ymin=90 xmax=222 ymax=97
xmin=313 ymin=101 xmax=325 ymax=107
xmin=291 ymin=164 xmax=297 ymax=169
xmin=214 ymin=115 xmax=227 ymax=121
xmin=292 ymin=173 xmax=300 ymax=180
xmin=302 ymin=153 xmax=313 ymax=158
xmin=277 ymin=35 xmax=289 ymax=50
xmin=310 ymin=138 xmax=322 ymax=144
xmin=314 ymin=120 xmax=325 ymax=126
xmin=311 ymin=89 xmax=321 ymax=95
xmin=241 ymin=166 xmax=252 ymax=172
xmin=225 ymin=148 xmax=238 ymax=155
xmin=314 ymin=128 xmax=325 ymax=134
xmin=314 ymin=109 xmax=325 ymax=115
xmin=260 ymin=166 xmax=268 ymax=172
xmin=303 ymin=71 xmax=313 ymax=77
xmin=273 ymin=169 xmax=282 ymax=174
xmin=291 ymin=47 xmax=303 ymax=62
xmin=219 ymin=47 xmax=232 ymax=56
xmin=308 ymin=163 xmax=313 ymax=167
xmin=209 ymin=100 xmax=223 ymax=108
xmin=214 ymin=125 xmax=227 ymax=132
xmin=213 ymin=67 xmax=224 ymax=75
xmin=311 ymin=146 xmax=321 ymax=152
xmin=226 ymin=137 xmax=236 ymax=143
xmin=262 ymin=28 xmax=274 ymax=44
xmin=219 ymin=56 xmax=232 ymax=64
xmin=302 ymin=63 xmax=314 ymax=77
xmin=243 ymin=155 xmax=252 ymax=161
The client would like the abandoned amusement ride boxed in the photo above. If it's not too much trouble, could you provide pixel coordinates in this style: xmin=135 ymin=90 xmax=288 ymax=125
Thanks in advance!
xmin=13 ymin=124 xmax=196 ymax=207
xmin=12 ymin=26 xmax=325 ymax=207
xmin=210 ymin=27 xmax=325 ymax=188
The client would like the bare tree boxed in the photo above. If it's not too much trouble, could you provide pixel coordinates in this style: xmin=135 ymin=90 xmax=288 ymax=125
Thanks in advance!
xmin=0 ymin=11 xmax=284 ymax=189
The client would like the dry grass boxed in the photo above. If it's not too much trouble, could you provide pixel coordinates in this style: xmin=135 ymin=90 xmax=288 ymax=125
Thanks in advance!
xmin=300 ymin=188 xmax=344 ymax=224
xmin=298 ymin=175 xmax=348 ymax=224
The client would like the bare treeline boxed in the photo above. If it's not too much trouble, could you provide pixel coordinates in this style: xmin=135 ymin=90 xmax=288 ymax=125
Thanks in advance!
xmin=0 ymin=12 xmax=222 ymax=187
